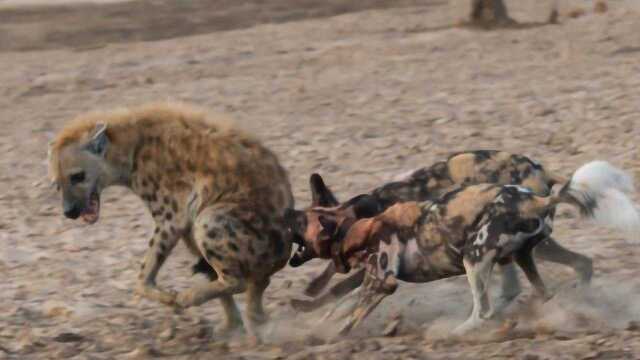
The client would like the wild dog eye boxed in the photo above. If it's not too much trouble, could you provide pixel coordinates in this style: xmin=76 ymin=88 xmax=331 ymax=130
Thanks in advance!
xmin=69 ymin=171 xmax=86 ymax=185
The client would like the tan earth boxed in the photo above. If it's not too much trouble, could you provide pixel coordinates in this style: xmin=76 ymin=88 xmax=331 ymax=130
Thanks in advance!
xmin=1 ymin=0 xmax=640 ymax=359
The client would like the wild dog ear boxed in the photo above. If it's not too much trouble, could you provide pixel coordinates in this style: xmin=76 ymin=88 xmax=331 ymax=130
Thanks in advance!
xmin=318 ymin=215 xmax=337 ymax=234
xmin=310 ymin=173 xmax=339 ymax=207
xmin=352 ymin=195 xmax=383 ymax=219
xmin=86 ymin=123 xmax=109 ymax=157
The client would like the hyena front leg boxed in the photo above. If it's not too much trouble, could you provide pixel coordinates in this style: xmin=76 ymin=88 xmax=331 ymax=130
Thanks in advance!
xmin=135 ymin=224 xmax=180 ymax=305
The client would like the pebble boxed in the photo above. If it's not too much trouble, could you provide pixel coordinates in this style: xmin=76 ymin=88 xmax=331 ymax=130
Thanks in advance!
xmin=53 ymin=332 xmax=85 ymax=343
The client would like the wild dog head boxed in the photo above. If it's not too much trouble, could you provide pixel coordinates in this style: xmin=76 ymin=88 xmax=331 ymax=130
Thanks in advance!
xmin=284 ymin=173 xmax=383 ymax=267
xmin=48 ymin=123 xmax=121 ymax=224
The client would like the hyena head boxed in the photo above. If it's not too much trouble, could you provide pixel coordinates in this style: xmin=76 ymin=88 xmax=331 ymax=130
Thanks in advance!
xmin=284 ymin=173 xmax=383 ymax=267
xmin=48 ymin=123 xmax=120 ymax=224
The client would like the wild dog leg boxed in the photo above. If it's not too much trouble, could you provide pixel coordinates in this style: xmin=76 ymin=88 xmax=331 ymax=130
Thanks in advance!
xmin=454 ymin=219 xmax=502 ymax=336
xmin=338 ymin=253 xmax=399 ymax=335
xmin=304 ymin=262 xmax=337 ymax=297
xmin=291 ymin=268 xmax=365 ymax=312
xmin=494 ymin=262 xmax=522 ymax=312
xmin=534 ymin=236 xmax=593 ymax=285
xmin=515 ymin=233 xmax=551 ymax=301
xmin=319 ymin=286 xmax=361 ymax=323
xmin=453 ymin=254 xmax=496 ymax=336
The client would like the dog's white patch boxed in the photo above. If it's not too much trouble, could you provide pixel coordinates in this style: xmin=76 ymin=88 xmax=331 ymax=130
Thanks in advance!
xmin=474 ymin=224 xmax=489 ymax=246
xmin=504 ymin=185 xmax=533 ymax=194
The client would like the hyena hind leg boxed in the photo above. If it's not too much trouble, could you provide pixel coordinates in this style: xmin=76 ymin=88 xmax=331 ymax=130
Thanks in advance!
xmin=246 ymin=277 xmax=270 ymax=325
xmin=175 ymin=205 xmax=256 ymax=331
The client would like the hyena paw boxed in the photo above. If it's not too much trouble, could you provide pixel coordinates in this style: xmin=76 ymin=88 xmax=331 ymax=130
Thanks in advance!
xmin=175 ymin=289 xmax=206 ymax=308
xmin=135 ymin=283 xmax=177 ymax=306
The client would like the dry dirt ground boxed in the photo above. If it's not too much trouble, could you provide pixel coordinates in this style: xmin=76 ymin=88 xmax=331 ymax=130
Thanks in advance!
xmin=1 ymin=0 xmax=640 ymax=359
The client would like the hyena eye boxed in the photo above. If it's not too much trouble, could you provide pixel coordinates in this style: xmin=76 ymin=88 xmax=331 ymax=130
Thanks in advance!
xmin=69 ymin=171 xmax=86 ymax=185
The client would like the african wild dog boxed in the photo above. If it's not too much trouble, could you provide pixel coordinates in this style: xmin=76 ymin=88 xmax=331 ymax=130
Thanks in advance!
xmin=302 ymin=161 xmax=639 ymax=335
xmin=286 ymin=151 xmax=626 ymax=311
xmin=47 ymin=103 xmax=294 ymax=337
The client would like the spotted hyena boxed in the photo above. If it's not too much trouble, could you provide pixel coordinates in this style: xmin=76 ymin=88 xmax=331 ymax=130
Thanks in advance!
xmin=307 ymin=161 xmax=639 ymax=335
xmin=286 ymin=151 xmax=627 ymax=311
xmin=48 ymin=103 xmax=294 ymax=336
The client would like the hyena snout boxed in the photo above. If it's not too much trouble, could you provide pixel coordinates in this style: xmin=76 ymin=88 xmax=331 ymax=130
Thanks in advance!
xmin=63 ymin=200 xmax=82 ymax=219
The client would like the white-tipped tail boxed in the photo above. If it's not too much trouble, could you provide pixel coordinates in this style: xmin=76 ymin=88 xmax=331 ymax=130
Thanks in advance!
xmin=560 ymin=161 xmax=640 ymax=240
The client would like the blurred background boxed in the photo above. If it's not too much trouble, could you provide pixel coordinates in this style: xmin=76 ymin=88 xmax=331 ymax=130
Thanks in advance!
xmin=0 ymin=0 xmax=639 ymax=359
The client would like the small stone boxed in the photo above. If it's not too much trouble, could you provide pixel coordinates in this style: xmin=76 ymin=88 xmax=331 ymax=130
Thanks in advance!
xmin=53 ymin=332 xmax=84 ymax=343
xmin=159 ymin=326 xmax=176 ymax=341
xmin=554 ymin=331 xmax=573 ymax=341
xmin=43 ymin=301 xmax=73 ymax=318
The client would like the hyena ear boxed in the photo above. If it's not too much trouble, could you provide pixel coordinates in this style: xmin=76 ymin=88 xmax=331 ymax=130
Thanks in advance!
xmin=86 ymin=123 xmax=109 ymax=157
xmin=310 ymin=173 xmax=339 ymax=207
xmin=318 ymin=215 xmax=337 ymax=234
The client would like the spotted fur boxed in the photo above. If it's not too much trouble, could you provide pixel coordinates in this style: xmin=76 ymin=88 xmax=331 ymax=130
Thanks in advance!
xmin=48 ymin=102 xmax=294 ymax=335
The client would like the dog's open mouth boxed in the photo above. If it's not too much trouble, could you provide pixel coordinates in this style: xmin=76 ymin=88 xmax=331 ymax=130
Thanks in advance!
xmin=81 ymin=191 xmax=100 ymax=224
xmin=290 ymin=241 xmax=315 ymax=267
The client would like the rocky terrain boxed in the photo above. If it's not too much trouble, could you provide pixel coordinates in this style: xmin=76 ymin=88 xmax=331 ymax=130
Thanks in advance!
xmin=0 ymin=0 xmax=639 ymax=358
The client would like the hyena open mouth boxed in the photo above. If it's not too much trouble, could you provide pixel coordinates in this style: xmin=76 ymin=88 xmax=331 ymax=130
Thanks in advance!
xmin=81 ymin=190 xmax=100 ymax=224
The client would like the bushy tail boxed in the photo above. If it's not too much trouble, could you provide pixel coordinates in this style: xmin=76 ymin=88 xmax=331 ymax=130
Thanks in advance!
xmin=552 ymin=161 xmax=640 ymax=238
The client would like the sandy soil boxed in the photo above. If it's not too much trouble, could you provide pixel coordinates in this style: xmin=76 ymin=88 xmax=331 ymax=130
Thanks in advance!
xmin=1 ymin=0 xmax=640 ymax=359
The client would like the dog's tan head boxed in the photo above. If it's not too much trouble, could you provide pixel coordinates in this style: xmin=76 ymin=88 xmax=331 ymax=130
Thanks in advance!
xmin=284 ymin=173 xmax=383 ymax=267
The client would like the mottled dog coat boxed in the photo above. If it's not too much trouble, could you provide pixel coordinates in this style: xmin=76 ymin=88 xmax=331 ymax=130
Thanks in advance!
xmin=48 ymin=103 xmax=294 ymax=335
xmin=286 ymin=151 xmax=622 ymax=312
xmin=308 ymin=162 xmax=639 ymax=335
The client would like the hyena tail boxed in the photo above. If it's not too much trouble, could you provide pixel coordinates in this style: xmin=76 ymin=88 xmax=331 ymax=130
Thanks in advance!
xmin=550 ymin=161 xmax=640 ymax=238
